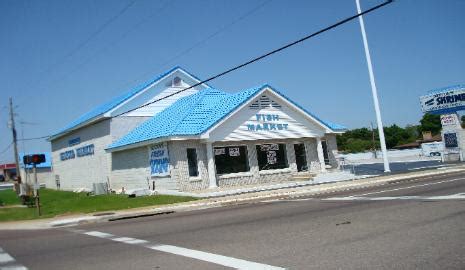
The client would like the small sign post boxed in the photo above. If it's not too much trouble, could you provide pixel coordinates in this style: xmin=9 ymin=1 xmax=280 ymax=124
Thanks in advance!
xmin=33 ymin=164 xmax=41 ymax=216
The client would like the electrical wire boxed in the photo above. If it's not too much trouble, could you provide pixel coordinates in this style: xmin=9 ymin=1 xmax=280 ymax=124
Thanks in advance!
xmin=18 ymin=0 xmax=393 ymax=141
xmin=111 ymin=0 xmax=393 ymax=118
xmin=0 ymin=142 xmax=13 ymax=155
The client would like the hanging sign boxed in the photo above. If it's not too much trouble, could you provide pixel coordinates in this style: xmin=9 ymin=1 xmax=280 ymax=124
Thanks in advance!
xmin=150 ymin=143 xmax=170 ymax=176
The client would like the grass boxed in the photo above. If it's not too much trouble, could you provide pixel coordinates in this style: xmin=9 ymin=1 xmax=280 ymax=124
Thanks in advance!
xmin=0 ymin=189 xmax=197 ymax=222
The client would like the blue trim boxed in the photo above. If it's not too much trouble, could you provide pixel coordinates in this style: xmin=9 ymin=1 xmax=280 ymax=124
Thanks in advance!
xmin=50 ymin=66 xmax=208 ymax=139
xmin=426 ymin=106 xmax=465 ymax=115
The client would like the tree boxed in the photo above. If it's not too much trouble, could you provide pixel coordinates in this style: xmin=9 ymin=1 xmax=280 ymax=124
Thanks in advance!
xmin=419 ymin=113 xmax=441 ymax=135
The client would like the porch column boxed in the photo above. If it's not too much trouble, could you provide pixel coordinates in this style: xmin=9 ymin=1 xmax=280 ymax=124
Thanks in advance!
xmin=316 ymin=137 xmax=326 ymax=173
xmin=206 ymin=142 xmax=218 ymax=188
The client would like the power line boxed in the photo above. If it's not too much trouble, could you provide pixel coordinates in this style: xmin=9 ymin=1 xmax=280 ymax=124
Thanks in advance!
xmin=17 ymin=135 xmax=49 ymax=142
xmin=0 ymin=142 xmax=13 ymax=155
xmin=112 ymin=0 xmax=393 ymax=118
xmin=14 ymin=0 xmax=138 ymax=105
xmin=19 ymin=0 xmax=393 ymax=141
xmin=119 ymin=0 xmax=273 ymax=91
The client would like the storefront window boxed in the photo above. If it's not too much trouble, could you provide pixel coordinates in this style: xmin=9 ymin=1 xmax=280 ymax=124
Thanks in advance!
xmin=186 ymin=148 xmax=199 ymax=177
xmin=256 ymin=144 xmax=288 ymax=170
xmin=294 ymin=143 xmax=308 ymax=172
xmin=322 ymin=140 xmax=330 ymax=165
xmin=214 ymin=146 xmax=249 ymax=174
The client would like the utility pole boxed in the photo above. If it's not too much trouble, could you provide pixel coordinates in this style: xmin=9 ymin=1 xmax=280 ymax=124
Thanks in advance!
xmin=356 ymin=0 xmax=390 ymax=172
xmin=9 ymin=97 xmax=21 ymax=183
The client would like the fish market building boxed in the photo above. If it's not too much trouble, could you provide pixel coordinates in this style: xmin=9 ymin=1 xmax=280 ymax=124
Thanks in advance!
xmin=49 ymin=67 xmax=346 ymax=192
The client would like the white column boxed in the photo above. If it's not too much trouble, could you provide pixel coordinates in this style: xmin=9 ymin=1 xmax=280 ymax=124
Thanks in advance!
xmin=206 ymin=142 xmax=217 ymax=188
xmin=316 ymin=137 xmax=326 ymax=173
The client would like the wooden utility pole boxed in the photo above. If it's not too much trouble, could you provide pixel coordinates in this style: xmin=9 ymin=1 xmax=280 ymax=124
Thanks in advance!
xmin=9 ymin=97 xmax=21 ymax=183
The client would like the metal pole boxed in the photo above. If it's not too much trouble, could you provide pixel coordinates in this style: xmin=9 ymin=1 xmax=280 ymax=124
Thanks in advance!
xmin=33 ymin=164 xmax=41 ymax=216
xmin=9 ymin=98 xmax=22 ymax=182
xmin=356 ymin=0 xmax=390 ymax=172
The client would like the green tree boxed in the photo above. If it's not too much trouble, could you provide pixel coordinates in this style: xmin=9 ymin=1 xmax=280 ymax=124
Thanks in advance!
xmin=419 ymin=113 xmax=441 ymax=135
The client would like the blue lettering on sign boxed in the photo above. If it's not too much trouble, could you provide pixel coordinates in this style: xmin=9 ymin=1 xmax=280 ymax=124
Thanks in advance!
xmin=247 ymin=114 xmax=288 ymax=132
xmin=60 ymin=150 xmax=75 ymax=161
xmin=68 ymin=137 xmax=80 ymax=146
xmin=150 ymin=157 xmax=169 ymax=174
xmin=76 ymin=144 xmax=95 ymax=157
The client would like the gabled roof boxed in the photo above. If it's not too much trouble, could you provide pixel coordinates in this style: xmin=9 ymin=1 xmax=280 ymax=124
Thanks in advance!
xmin=107 ymin=84 xmax=346 ymax=151
xmin=49 ymin=66 xmax=207 ymax=140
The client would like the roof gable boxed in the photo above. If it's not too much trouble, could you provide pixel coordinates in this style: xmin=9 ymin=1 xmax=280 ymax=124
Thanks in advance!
xmin=107 ymin=85 xmax=346 ymax=151
xmin=49 ymin=66 xmax=207 ymax=140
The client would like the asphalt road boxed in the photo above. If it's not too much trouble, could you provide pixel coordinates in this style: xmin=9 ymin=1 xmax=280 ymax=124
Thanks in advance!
xmin=1 ymin=172 xmax=464 ymax=270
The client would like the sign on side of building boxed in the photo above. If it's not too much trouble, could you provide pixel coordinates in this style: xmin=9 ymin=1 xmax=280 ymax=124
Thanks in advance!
xmin=149 ymin=143 xmax=170 ymax=177
xmin=420 ymin=85 xmax=465 ymax=114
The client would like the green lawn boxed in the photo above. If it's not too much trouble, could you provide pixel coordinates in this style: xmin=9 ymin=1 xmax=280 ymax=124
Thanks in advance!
xmin=0 ymin=189 xmax=197 ymax=221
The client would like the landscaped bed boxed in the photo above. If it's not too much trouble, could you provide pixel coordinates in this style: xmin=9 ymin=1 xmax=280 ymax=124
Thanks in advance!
xmin=0 ymin=188 xmax=197 ymax=221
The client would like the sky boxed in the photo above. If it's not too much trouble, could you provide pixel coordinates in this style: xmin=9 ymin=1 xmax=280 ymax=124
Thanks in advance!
xmin=0 ymin=0 xmax=464 ymax=163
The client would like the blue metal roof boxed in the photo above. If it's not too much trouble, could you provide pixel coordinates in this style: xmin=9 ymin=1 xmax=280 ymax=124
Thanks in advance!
xmin=427 ymin=84 xmax=465 ymax=95
xmin=108 ymin=85 xmax=346 ymax=150
xmin=50 ymin=66 xmax=206 ymax=139
xmin=19 ymin=152 xmax=52 ymax=169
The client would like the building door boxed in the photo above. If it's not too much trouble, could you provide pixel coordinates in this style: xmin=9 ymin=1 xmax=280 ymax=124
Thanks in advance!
xmin=294 ymin=143 xmax=308 ymax=172
xmin=321 ymin=140 xmax=330 ymax=165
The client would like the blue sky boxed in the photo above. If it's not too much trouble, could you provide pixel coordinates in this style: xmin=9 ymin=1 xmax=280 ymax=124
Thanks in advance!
xmin=1 ymin=0 xmax=464 ymax=163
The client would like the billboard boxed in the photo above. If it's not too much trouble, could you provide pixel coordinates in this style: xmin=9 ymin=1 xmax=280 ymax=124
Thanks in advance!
xmin=420 ymin=85 xmax=465 ymax=114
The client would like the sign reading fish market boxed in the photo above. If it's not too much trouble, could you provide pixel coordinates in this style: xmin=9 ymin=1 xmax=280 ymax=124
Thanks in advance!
xmin=420 ymin=85 xmax=465 ymax=114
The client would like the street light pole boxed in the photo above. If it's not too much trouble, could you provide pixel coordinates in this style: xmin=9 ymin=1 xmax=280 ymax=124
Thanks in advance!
xmin=356 ymin=0 xmax=391 ymax=172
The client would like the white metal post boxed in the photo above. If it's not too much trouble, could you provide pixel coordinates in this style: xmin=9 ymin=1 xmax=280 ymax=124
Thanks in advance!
xmin=356 ymin=0 xmax=390 ymax=172
xmin=206 ymin=142 xmax=218 ymax=188
xmin=316 ymin=137 xmax=327 ymax=173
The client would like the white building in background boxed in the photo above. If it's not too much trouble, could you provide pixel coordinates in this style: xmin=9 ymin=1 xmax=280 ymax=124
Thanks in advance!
xmin=49 ymin=67 xmax=346 ymax=192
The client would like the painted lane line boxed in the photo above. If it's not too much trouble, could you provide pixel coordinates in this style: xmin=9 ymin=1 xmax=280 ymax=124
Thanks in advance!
xmin=112 ymin=237 xmax=149 ymax=245
xmin=324 ymin=193 xmax=465 ymax=201
xmin=79 ymin=231 xmax=285 ymax=269
xmin=348 ymin=177 xmax=465 ymax=197
xmin=0 ymin=253 xmax=15 ymax=264
xmin=1 ymin=266 xmax=28 ymax=270
xmin=148 ymin=244 xmax=285 ymax=270
xmin=84 ymin=231 xmax=114 ymax=238
xmin=0 ymin=247 xmax=28 ymax=270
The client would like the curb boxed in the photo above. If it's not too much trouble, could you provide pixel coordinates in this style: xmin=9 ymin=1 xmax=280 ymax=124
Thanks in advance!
xmin=2 ymin=166 xmax=464 ymax=229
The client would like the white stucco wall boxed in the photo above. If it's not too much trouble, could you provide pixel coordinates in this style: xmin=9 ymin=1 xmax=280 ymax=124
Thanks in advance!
xmin=51 ymin=119 xmax=112 ymax=190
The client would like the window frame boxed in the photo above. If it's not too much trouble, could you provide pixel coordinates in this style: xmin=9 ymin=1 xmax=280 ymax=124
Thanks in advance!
xmin=255 ymin=143 xmax=289 ymax=171
xmin=186 ymin=148 xmax=199 ymax=178
xmin=213 ymin=144 xmax=250 ymax=175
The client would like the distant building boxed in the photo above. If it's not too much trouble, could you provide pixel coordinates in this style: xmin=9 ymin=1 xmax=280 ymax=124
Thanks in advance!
xmin=49 ymin=67 xmax=346 ymax=192
xmin=0 ymin=163 xmax=16 ymax=181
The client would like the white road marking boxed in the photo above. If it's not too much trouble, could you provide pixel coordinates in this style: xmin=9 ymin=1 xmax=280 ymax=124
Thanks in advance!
xmin=77 ymin=230 xmax=285 ymax=270
xmin=149 ymin=244 xmax=284 ymax=270
xmin=348 ymin=177 xmax=465 ymax=197
xmin=0 ymin=253 xmax=15 ymax=264
xmin=324 ymin=193 xmax=465 ymax=201
xmin=0 ymin=247 xmax=28 ymax=270
xmin=84 ymin=231 xmax=114 ymax=238
xmin=1 ymin=266 xmax=28 ymax=270
xmin=407 ymin=165 xmax=445 ymax=171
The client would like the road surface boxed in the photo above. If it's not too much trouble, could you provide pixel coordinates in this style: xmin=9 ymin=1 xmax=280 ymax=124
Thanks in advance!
xmin=1 ymin=171 xmax=464 ymax=269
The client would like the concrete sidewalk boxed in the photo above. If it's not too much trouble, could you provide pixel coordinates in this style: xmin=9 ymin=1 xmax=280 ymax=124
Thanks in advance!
xmin=1 ymin=165 xmax=464 ymax=230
